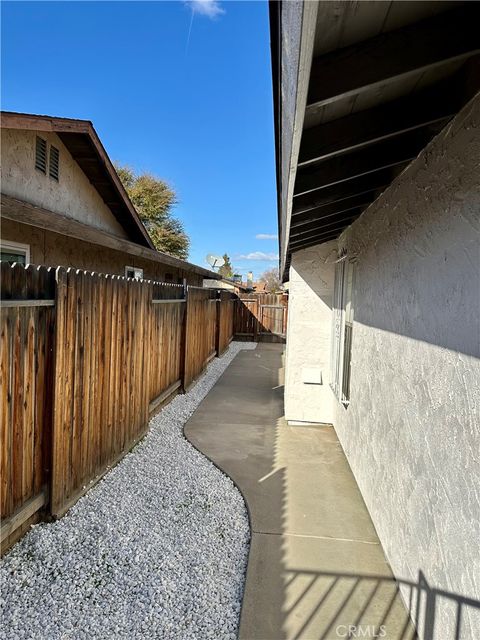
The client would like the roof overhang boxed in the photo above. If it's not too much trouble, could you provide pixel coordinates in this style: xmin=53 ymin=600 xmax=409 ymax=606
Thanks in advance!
xmin=270 ymin=1 xmax=480 ymax=280
xmin=1 ymin=193 xmax=221 ymax=280
xmin=1 ymin=111 xmax=155 ymax=249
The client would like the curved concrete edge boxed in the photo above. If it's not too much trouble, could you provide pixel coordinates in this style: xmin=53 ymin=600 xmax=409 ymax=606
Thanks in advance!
xmin=183 ymin=408 xmax=256 ymax=640
xmin=182 ymin=344 xmax=287 ymax=639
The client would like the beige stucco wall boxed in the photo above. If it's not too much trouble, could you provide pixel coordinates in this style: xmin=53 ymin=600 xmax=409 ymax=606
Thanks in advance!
xmin=284 ymin=242 xmax=335 ymax=424
xmin=285 ymin=94 xmax=480 ymax=638
xmin=1 ymin=128 xmax=128 ymax=238
xmin=0 ymin=218 xmax=203 ymax=286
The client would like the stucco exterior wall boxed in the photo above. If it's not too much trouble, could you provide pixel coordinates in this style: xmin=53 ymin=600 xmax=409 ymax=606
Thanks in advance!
xmin=1 ymin=128 xmax=128 ymax=238
xmin=284 ymin=242 xmax=335 ymax=424
xmin=333 ymin=95 xmax=480 ymax=639
xmin=0 ymin=218 xmax=203 ymax=286
xmin=285 ymin=94 xmax=480 ymax=638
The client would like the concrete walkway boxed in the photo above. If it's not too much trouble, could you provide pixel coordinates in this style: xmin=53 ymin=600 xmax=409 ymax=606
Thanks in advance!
xmin=185 ymin=344 xmax=415 ymax=640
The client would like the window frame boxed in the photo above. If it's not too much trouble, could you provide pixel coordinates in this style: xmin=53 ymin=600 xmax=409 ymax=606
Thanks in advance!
xmin=330 ymin=253 xmax=355 ymax=407
xmin=125 ymin=266 xmax=144 ymax=280
xmin=0 ymin=240 xmax=31 ymax=265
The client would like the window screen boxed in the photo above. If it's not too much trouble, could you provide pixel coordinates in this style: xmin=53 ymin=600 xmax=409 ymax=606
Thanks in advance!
xmin=331 ymin=256 xmax=355 ymax=405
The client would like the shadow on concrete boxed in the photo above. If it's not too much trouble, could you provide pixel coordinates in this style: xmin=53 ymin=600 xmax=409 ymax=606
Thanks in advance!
xmin=267 ymin=567 xmax=480 ymax=640
xmin=184 ymin=344 xmax=480 ymax=639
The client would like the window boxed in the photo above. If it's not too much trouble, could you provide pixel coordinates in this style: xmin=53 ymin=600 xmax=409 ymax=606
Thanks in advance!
xmin=35 ymin=136 xmax=47 ymax=173
xmin=331 ymin=254 xmax=355 ymax=406
xmin=0 ymin=240 xmax=30 ymax=265
xmin=49 ymin=145 xmax=60 ymax=181
xmin=125 ymin=266 xmax=143 ymax=279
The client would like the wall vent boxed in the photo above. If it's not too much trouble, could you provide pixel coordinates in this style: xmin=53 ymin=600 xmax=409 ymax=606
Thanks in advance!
xmin=49 ymin=146 xmax=60 ymax=181
xmin=35 ymin=136 xmax=47 ymax=173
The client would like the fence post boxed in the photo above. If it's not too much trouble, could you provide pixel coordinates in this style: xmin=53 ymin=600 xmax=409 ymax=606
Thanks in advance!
xmin=215 ymin=290 xmax=221 ymax=357
xmin=180 ymin=279 xmax=189 ymax=392
xmin=50 ymin=267 xmax=67 ymax=517
xmin=253 ymin=298 xmax=259 ymax=342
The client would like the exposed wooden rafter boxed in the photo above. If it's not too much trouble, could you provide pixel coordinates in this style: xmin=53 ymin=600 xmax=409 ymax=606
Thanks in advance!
xmin=299 ymin=83 xmax=458 ymax=167
xmin=295 ymin=122 xmax=455 ymax=197
xmin=291 ymin=199 xmax=377 ymax=233
xmin=289 ymin=230 xmax=346 ymax=252
xmin=306 ymin=5 xmax=480 ymax=113
xmin=290 ymin=213 xmax=360 ymax=241
xmin=294 ymin=165 xmax=404 ymax=210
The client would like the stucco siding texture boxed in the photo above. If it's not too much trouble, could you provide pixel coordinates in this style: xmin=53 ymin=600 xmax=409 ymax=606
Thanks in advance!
xmin=285 ymin=242 xmax=335 ymax=424
xmin=0 ymin=218 xmax=203 ymax=285
xmin=1 ymin=128 xmax=129 ymax=239
xmin=334 ymin=94 xmax=480 ymax=638
xmin=284 ymin=94 xmax=480 ymax=638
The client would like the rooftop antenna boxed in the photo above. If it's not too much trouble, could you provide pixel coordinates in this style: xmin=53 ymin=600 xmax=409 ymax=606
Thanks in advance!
xmin=206 ymin=253 xmax=225 ymax=271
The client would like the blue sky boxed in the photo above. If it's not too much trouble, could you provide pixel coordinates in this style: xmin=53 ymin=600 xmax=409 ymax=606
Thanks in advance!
xmin=1 ymin=0 xmax=278 ymax=278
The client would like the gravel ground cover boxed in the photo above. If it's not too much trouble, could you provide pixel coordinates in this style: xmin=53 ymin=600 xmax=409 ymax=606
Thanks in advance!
xmin=1 ymin=341 xmax=256 ymax=640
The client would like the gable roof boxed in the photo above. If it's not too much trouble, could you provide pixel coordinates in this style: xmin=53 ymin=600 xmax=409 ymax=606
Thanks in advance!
xmin=1 ymin=111 xmax=154 ymax=249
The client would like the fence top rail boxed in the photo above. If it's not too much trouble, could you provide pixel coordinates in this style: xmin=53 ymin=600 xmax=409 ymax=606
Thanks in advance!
xmin=187 ymin=285 xmax=213 ymax=290
xmin=152 ymin=298 xmax=186 ymax=304
xmin=56 ymin=266 xmax=185 ymax=291
xmin=0 ymin=299 xmax=55 ymax=308
xmin=1 ymin=262 xmax=187 ymax=292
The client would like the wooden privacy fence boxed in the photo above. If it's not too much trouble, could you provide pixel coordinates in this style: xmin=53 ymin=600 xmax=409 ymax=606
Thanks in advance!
xmin=217 ymin=290 xmax=236 ymax=356
xmin=184 ymin=287 xmax=218 ymax=390
xmin=1 ymin=265 xmax=56 ymax=548
xmin=0 ymin=263 xmax=238 ymax=551
xmin=234 ymin=293 xmax=288 ymax=341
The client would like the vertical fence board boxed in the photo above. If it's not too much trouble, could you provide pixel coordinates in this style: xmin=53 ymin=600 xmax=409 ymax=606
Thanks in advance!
xmin=217 ymin=291 xmax=235 ymax=355
xmin=51 ymin=267 xmax=67 ymax=517
xmin=1 ymin=263 xmax=55 ymax=537
xmin=0 ymin=311 xmax=11 ymax=517
xmin=183 ymin=287 xmax=218 ymax=390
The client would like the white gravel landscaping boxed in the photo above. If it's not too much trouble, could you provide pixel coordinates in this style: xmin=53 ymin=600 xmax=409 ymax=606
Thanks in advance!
xmin=1 ymin=341 xmax=256 ymax=640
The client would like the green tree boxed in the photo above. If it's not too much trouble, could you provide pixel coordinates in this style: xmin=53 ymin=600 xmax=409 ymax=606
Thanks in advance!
xmin=218 ymin=253 xmax=234 ymax=278
xmin=115 ymin=164 xmax=190 ymax=260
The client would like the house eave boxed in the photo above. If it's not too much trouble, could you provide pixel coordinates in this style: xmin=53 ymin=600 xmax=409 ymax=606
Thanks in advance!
xmin=270 ymin=1 xmax=480 ymax=278
xmin=1 ymin=193 xmax=221 ymax=280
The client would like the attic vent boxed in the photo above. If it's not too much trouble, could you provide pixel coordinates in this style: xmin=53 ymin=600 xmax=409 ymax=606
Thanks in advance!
xmin=35 ymin=136 xmax=47 ymax=173
xmin=49 ymin=146 xmax=60 ymax=181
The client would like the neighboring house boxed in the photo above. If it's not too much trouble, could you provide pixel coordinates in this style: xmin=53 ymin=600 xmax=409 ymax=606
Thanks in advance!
xmin=0 ymin=112 xmax=219 ymax=286
xmin=203 ymin=278 xmax=250 ymax=294
xmin=270 ymin=1 xmax=479 ymax=638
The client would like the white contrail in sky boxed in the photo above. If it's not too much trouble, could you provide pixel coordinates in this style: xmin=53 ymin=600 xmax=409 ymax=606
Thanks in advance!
xmin=185 ymin=8 xmax=194 ymax=56
xmin=185 ymin=0 xmax=224 ymax=55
